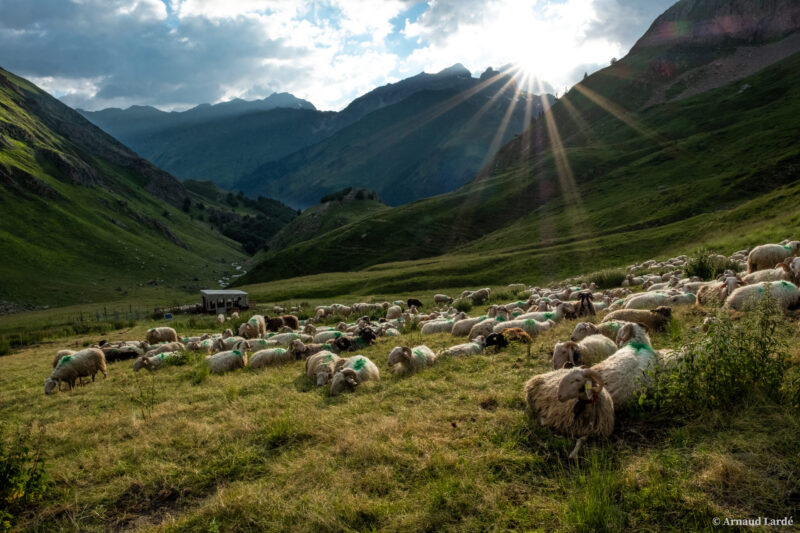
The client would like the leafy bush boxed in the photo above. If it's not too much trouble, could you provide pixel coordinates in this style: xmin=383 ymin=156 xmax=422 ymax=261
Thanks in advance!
xmin=641 ymin=294 xmax=789 ymax=415
xmin=585 ymin=269 xmax=627 ymax=290
xmin=453 ymin=299 xmax=473 ymax=313
xmin=684 ymin=248 xmax=741 ymax=281
xmin=0 ymin=426 xmax=49 ymax=531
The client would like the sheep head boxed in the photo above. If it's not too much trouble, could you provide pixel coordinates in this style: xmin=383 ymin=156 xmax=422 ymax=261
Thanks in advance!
xmin=570 ymin=322 xmax=597 ymax=342
xmin=557 ymin=368 xmax=604 ymax=402
xmin=330 ymin=368 xmax=359 ymax=396
xmin=315 ymin=368 xmax=333 ymax=386
xmin=552 ymin=341 xmax=579 ymax=370
xmin=387 ymin=346 xmax=411 ymax=367
xmin=616 ymin=323 xmax=650 ymax=348
xmin=44 ymin=378 xmax=58 ymax=395
xmin=132 ymin=357 xmax=147 ymax=372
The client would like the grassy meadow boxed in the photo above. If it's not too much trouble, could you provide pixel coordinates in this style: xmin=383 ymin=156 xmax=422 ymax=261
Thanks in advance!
xmin=2 ymin=289 xmax=799 ymax=531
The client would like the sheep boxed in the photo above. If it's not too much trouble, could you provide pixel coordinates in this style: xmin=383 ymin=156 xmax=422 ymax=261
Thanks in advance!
xmin=468 ymin=318 xmax=498 ymax=340
xmin=589 ymin=323 xmax=657 ymax=408
xmin=576 ymin=291 xmax=596 ymax=317
xmin=132 ymin=351 xmax=182 ymax=372
xmin=181 ymin=334 xmax=211 ymax=343
xmin=52 ymin=349 xmax=76 ymax=368
xmin=332 ymin=329 xmax=377 ymax=352
xmin=266 ymin=332 xmax=310 ymax=346
xmin=433 ymin=294 xmax=454 ymax=306
xmin=387 ymin=345 xmax=437 ymax=375
xmin=742 ymin=262 xmax=792 ymax=284
xmin=470 ymin=288 xmax=491 ymax=304
xmin=305 ymin=350 xmax=342 ymax=386
xmin=407 ymin=298 xmax=423 ymax=309
xmin=206 ymin=349 xmax=247 ymax=374
xmin=485 ymin=328 xmax=533 ymax=355
xmin=329 ymin=355 xmax=380 ymax=396
xmin=144 ymin=342 xmax=185 ymax=358
xmin=518 ymin=302 xmax=575 ymax=322
xmin=222 ymin=328 xmax=234 ymax=338
xmin=696 ymin=278 xmax=743 ymax=306
xmin=102 ymin=344 xmax=144 ymax=363
xmin=524 ymin=367 xmax=613 ymax=458
xmin=235 ymin=338 xmax=277 ymax=351
xmin=217 ymin=313 xmax=225 ymax=324
xmin=623 ymin=292 xmax=669 ymax=310
xmin=231 ymin=312 xmax=240 ymax=319
xmin=451 ymin=316 xmax=486 ymax=337
xmin=421 ymin=319 xmax=455 ymax=335
xmin=747 ymin=242 xmax=800 ymax=273
xmin=386 ymin=305 xmax=402 ymax=320
xmin=146 ymin=327 xmax=178 ymax=345
xmin=665 ymin=292 xmax=696 ymax=306
xmin=280 ymin=315 xmax=300 ymax=330
xmin=551 ymin=335 xmax=617 ymax=370
xmin=249 ymin=348 xmax=293 ymax=369
xmin=569 ymin=321 xmax=632 ymax=342
xmin=288 ymin=339 xmax=332 ymax=360
xmin=601 ymin=307 xmax=671 ymax=332
xmin=240 ymin=315 xmax=267 ymax=338
xmin=439 ymin=336 xmax=485 ymax=357
xmin=724 ymin=280 xmax=800 ymax=311
xmin=314 ymin=330 xmax=346 ymax=343
xmin=213 ymin=336 xmax=245 ymax=351
xmin=44 ymin=348 xmax=107 ymax=394
xmin=507 ymin=283 xmax=527 ymax=294
xmin=493 ymin=318 xmax=555 ymax=338
xmin=187 ymin=339 xmax=214 ymax=354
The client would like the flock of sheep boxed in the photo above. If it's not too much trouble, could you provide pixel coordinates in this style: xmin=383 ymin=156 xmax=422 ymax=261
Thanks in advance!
xmin=43 ymin=239 xmax=800 ymax=457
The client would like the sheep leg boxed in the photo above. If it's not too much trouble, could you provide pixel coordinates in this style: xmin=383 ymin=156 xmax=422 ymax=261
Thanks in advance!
xmin=569 ymin=436 xmax=588 ymax=459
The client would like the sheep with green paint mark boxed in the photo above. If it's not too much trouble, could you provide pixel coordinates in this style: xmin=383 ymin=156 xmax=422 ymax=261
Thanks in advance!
xmin=387 ymin=345 xmax=438 ymax=375
xmin=52 ymin=349 xmax=76 ymax=368
xmin=289 ymin=339 xmax=332 ymax=360
xmin=468 ymin=317 xmax=499 ymax=340
xmin=724 ymin=280 xmax=800 ymax=311
xmin=44 ymin=348 xmax=107 ymax=394
xmin=144 ymin=342 xmax=185 ymax=358
xmin=213 ymin=335 xmax=245 ymax=352
xmin=330 ymin=355 xmax=380 ymax=396
xmin=439 ymin=336 xmax=485 ymax=357
xmin=305 ymin=350 xmax=342 ymax=386
xmin=588 ymin=323 xmax=657 ymax=408
xmin=570 ymin=321 xmax=632 ymax=343
xmin=551 ymin=335 xmax=617 ymax=370
xmin=206 ymin=349 xmax=247 ymax=374
xmin=187 ymin=339 xmax=214 ymax=354
xmin=518 ymin=302 xmax=575 ymax=322
xmin=239 ymin=314 xmax=266 ymax=339
xmin=493 ymin=318 xmax=555 ymax=337
xmin=248 ymin=347 xmax=292 ymax=369
xmin=236 ymin=338 xmax=276 ymax=351
xmin=132 ymin=351 xmax=182 ymax=372
xmin=314 ymin=330 xmax=346 ymax=343
xmin=146 ymin=327 xmax=178 ymax=345
xmin=451 ymin=316 xmax=486 ymax=337
xmin=747 ymin=241 xmax=800 ymax=273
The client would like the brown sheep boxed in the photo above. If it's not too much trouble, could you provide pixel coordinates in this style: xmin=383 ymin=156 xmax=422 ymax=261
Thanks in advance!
xmin=601 ymin=306 xmax=671 ymax=333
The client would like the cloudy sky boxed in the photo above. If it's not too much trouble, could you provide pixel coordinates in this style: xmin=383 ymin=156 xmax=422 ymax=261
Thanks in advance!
xmin=0 ymin=0 xmax=676 ymax=111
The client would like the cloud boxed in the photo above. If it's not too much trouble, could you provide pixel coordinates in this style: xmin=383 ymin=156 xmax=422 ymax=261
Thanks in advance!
xmin=584 ymin=0 xmax=677 ymax=47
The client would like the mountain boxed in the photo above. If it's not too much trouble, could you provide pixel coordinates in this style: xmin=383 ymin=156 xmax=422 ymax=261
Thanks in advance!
xmin=0 ymin=66 xmax=263 ymax=306
xmin=79 ymin=93 xmax=321 ymax=188
xmin=236 ymin=67 xmax=554 ymax=207
xmin=238 ymin=0 xmax=800 ymax=289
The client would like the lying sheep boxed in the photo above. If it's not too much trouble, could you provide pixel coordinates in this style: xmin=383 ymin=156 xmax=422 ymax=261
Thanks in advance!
xmin=145 ymin=342 xmax=185 ymax=358
xmin=387 ymin=345 xmax=438 ymax=375
xmin=524 ymin=367 xmax=613 ymax=459
xmin=213 ymin=336 xmax=245 ymax=352
xmin=102 ymin=344 xmax=144 ymax=363
xmin=288 ymin=339 xmax=332 ymax=360
xmin=493 ymin=318 xmax=555 ymax=338
xmin=421 ymin=319 xmax=455 ymax=335
xmin=240 ymin=315 xmax=267 ymax=339
xmin=249 ymin=348 xmax=292 ymax=369
xmin=330 ymin=355 xmax=380 ymax=396
xmin=601 ymin=307 xmax=671 ymax=332
xmin=724 ymin=280 xmax=800 ymax=311
xmin=222 ymin=328 xmax=234 ymax=338
xmin=468 ymin=318 xmax=498 ymax=340
xmin=570 ymin=321 xmax=632 ymax=342
xmin=742 ymin=262 xmax=793 ymax=284
xmin=747 ymin=242 xmax=800 ymax=273
xmin=44 ymin=348 xmax=107 ymax=394
xmin=451 ymin=316 xmax=486 ymax=337
xmin=187 ymin=339 xmax=215 ymax=354
xmin=623 ymin=292 xmax=669 ymax=310
xmin=132 ymin=351 xmax=183 ymax=372
xmin=518 ymin=302 xmax=575 ymax=322
xmin=386 ymin=305 xmax=403 ymax=320
xmin=433 ymin=294 xmax=454 ymax=306
xmin=551 ymin=335 xmax=617 ymax=370
xmin=485 ymin=328 xmax=533 ymax=355
xmin=439 ymin=336 xmax=485 ymax=357
xmin=146 ymin=327 xmax=178 ymax=345
xmin=589 ymin=323 xmax=657 ymax=408
xmin=305 ymin=350 xmax=342 ymax=386
xmin=332 ymin=329 xmax=377 ymax=353
xmin=206 ymin=349 xmax=247 ymax=374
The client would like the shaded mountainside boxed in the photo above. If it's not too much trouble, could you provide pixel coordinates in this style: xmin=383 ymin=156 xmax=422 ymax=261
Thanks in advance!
xmin=0 ymin=66 xmax=251 ymax=306
xmin=236 ymin=69 xmax=553 ymax=207
xmin=238 ymin=0 xmax=800 ymax=289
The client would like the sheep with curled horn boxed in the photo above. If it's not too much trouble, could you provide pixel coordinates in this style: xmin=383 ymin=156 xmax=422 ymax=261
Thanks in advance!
xmin=576 ymin=291 xmax=596 ymax=317
xmin=329 ymin=355 xmax=380 ymax=396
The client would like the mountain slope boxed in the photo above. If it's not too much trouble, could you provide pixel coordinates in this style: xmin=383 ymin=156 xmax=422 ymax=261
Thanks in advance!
xmin=236 ymin=69 xmax=553 ymax=207
xmin=0 ymin=66 xmax=248 ymax=307
xmin=238 ymin=0 xmax=800 ymax=287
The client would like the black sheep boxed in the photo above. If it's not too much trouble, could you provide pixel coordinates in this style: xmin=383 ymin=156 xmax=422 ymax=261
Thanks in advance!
xmin=407 ymin=298 xmax=423 ymax=309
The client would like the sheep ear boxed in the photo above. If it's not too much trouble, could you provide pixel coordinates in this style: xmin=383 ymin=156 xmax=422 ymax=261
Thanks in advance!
xmin=636 ymin=322 xmax=650 ymax=333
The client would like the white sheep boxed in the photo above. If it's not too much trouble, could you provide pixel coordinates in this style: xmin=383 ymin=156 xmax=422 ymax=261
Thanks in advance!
xmin=451 ymin=316 xmax=486 ymax=337
xmin=239 ymin=315 xmax=267 ymax=339
xmin=288 ymin=339 xmax=332 ymax=360
xmin=551 ymin=334 xmax=617 ymax=369
xmin=747 ymin=242 xmax=800 ymax=273
xmin=213 ymin=336 xmax=245 ymax=352
xmin=439 ymin=336 xmax=485 ymax=357
xmin=433 ymin=294 xmax=454 ymax=305
xmin=468 ymin=318 xmax=498 ymax=340
xmin=524 ymin=367 xmax=613 ymax=458
xmin=724 ymin=280 xmax=800 ymax=311
xmin=187 ymin=339 xmax=214 ymax=354
xmin=742 ymin=263 xmax=792 ymax=284
xmin=236 ymin=338 xmax=276 ymax=351
xmin=330 ymin=355 xmax=380 ymax=396
xmin=420 ymin=319 xmax=455 ymax=335
xmin=132 ymin=351 xmax=182 ymax=372
xmin=622 ymin=292 xmax=669 ymax=310
xmin=206 ymin=349 xmax=247 ymax=374
xmin=387 ymin=345 xmax=438 ymax=375
xmin=146 ymin=327 xmax=178 ymax=345
xmin=570 ymin=321 xmax=632 ymax=343
xmin=145 ymin=342 xmax=185 ymax=358
xmin=386 ymin=305 xmax=403 ymax=320
xmin=249 ymin=347 xmax=293 ymax=369
xmin=217 ymin=313 xmax=225 ymax=324
xmin=493 ymin=318 xmax=555 ymax=337
xmin=589 ymin=323 xmax=657 ymax=408
xmin=305 ymin=350 xmax=342 ymax=386
xmin=44 ymin=348 xmax=107 ymax=394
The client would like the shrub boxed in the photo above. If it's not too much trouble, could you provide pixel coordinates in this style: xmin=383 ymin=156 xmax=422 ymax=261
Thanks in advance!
xmin=585 ymin=269 xmax=627 ymax=290
xmin=641 ymin=293 xmax=789 ymax=415
xmin=453 ymin=299 xmax=473 ymax=313
xmin=0 ymin=426 xmax=49 ymax=531
xmin=684 ymin=248 xmax=741 ymax=281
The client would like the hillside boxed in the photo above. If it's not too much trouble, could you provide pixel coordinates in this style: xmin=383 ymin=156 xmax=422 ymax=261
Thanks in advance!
xmin=0 ymin=67 xmax=247 ymax=307
xmin=236 ymin=68 xmax=553 ymax=207
xmin=239 ymin=0 xmax=800 ymax=289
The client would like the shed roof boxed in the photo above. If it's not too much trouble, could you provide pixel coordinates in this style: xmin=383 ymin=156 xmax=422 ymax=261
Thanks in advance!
xmin=200 ymin=290 xmax=248 ymax=296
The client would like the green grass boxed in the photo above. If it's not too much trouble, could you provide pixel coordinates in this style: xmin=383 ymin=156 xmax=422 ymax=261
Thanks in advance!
xmin=1 ymin=303 xmax=798 ymax=531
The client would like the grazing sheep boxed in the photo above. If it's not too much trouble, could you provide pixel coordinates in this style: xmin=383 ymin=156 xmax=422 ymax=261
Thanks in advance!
xmin=724 ymin=280 xmax=800 ymax=311
xmin=305 ymin=351 xmax=342 ymax=386
xmin=508 ymin=283 xmax=527 ymax=294
xmin=240 ymin=315 xmax=267 ymax=338
xmin=590 ymin=323 xmax=657 ymax=408
xmin=524 ymin=367 xmax=613 ymax=458
xmin=493 ymin=318 xmax=555 ymax=338
xmin=52 ymin=349 xmax=76 ymax=368
xmin=387 ymin=345 xmax=438 ymax=375
xmin=249 ymin=348 xmax=293 ymax=369
xmin=601 ymin=307 xmax=671 ymax=332
xmin=330 ymin=355 xmax=380 ymax=396
xmin=470 ymin=288 xmax=491 ymax=304
xmin=439 ymin=336 xmax=485 ymax=357
xmin=44 ymin=348 xmax=107 ymax=394
xmin=206 ymin=349 xmax=247 ymax=374
xmin=132 ymin=351 xmax=182 ymax=372
xmin=146 ymin=327 xmax=178 ymax=345
xmin=433 ymin=294 xmax=454 ymax=306
xmin=551 ymin=335 xmax=617 ymax=370
xmin=144 ymin=342 xmax=185 ymax=358
xmin=407 ymin=298 xmax=423 ymax=309
xmin=747 ymin=242 xmax=800 ymax=273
